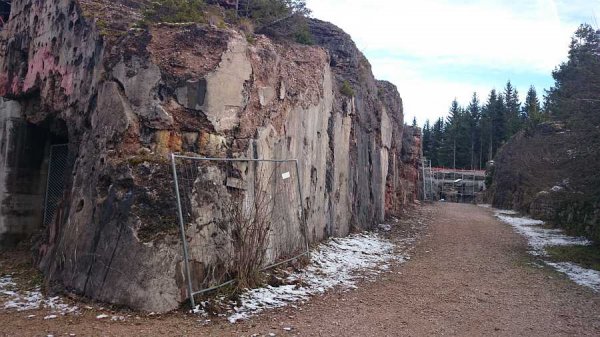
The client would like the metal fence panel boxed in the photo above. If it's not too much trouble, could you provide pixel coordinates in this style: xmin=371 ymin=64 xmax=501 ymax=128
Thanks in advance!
xmin=171 ymin=154 xmax=309 ymax=308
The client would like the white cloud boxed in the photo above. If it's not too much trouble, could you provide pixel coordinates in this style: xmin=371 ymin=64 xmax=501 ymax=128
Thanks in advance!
xmin=375 ymin=58 xmax=492 ymax=125
xmin=305 ymin=0 xmax=600 ymax=125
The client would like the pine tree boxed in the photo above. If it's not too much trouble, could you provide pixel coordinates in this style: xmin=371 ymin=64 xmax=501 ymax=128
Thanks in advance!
xmin=482 ymin=90 xmax=497 ymax=161
xmin=466 ymin=93 xmax=481 ymax=169
xmin=523 ymin=85 xmax=544 ymax=127
xmin=504 ymin=81 xmax=521 ymax=138
xmin=495 ymin=93 xmax=508 ymax=152
xmin=546 ymin=24 xmax=600 ymax=127
xmin=431 ymin=118 xmax=445 ymax=167
xmin=446 ymin=99 xmax=461 ymax=169
xmin=425 ymin=85 xmax=532 ymax=167
xmin=422 ymin=119 xmax=432 ymax=161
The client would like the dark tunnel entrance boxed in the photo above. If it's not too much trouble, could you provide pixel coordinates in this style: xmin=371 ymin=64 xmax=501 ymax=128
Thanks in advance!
xmin=0 ymin=116 xmax=71 ymax=247
xmin=0 ymin=1 xmax=11 ymax=27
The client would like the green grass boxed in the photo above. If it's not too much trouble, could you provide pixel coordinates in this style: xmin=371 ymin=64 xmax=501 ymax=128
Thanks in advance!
xmin=545 ymin=245 xmax=600 ymax=271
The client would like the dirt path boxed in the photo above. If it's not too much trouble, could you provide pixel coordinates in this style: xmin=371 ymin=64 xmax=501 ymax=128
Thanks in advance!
xmin=2 ymin=203 xmax=600 ymax=336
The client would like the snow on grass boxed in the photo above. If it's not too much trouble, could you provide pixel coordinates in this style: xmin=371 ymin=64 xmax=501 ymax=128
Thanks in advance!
xmin=546 ymin=262 xmax=600 ymax=291
xmin=494 ymin=213 xmax=590 ymax=255
xmin=0 ymin=275 xmax=78 ymax=314
xmin=378 ymin=223 xmax=392 ymax=232
xmin=493 ymin=209 xmax=598 ymax=292
xmin=494 ymin=209 xmax=519 ymax=215
xmin=225 ymin=232 xmax=403 ymax=323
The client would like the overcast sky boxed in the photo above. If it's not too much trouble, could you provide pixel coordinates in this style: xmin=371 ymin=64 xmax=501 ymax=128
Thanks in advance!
xmin=305 ymin=0 xmax=600 ymax=126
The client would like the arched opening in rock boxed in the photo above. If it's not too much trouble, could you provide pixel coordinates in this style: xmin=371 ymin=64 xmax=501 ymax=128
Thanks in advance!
xmin=0 ymin=111 xmax=71 ymax=248
xmin=0 ymin=1 xmax=11 ymax=27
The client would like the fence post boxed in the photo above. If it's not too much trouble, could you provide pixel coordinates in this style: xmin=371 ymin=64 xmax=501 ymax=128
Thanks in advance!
xmin=171 ymin=153 xmax=196 ymax=309
xmin=295 ymin=159 xmax=310 ymax=258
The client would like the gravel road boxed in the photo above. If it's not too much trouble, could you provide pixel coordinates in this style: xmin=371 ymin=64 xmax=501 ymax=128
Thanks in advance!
xmin=2 ymin=203 xmax=599 ymax=336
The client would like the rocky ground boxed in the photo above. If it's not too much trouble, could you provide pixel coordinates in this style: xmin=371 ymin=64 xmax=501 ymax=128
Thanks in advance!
xmin=2 ymin=203 xmax=600 ymax=336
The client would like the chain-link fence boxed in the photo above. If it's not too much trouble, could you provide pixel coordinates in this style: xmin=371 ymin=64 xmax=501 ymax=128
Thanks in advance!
xmin=43 ymin=144 xmax=69 ymax=226
xmin=171 ymin=154 xmax=309 ymax=308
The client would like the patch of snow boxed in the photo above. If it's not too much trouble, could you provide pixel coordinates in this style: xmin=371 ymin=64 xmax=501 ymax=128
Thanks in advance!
xmin=495 ymin=209 xmax=519 ymax=215
xmin=546 ymin=262 xmax=600 ymax=292
xmin=495 ymin=213 xmax=589 ymax=254
xmin=477 ymin=204 xmax=492 ymax=208
xmin=43 ymin=315 xmax=58 ymax=320
xmin=0 ymin=275 xmax=16 ymax=290
xmin=495 ymin=213 xmax=544 ymax=227
xmin=0 ymin=275 xmax=78 ymax=314
xmin=96 ymin=314 xmax=109 ymax=319
xmin=378 ymin=223 xmax=392 ymax=232
xmin=225 ymin=232 xmax=403 ymax=323
xmin=494 ymin=210 xmax=598 ymax=292
xmin=551 ymin=185 xmax=564 ymax=192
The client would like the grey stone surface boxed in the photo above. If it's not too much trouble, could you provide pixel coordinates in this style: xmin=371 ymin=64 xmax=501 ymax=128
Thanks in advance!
xmin=0 ymin=1 xmax=422 ymax=312
xmin=201 ymin=35 xmax=252 ymax=132
xmin=113 ymin=60 xmax=173 ymax=129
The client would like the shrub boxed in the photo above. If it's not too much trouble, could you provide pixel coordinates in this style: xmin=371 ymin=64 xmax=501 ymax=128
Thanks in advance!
xmin=244 ymin=0 xmax=310 ymax=29
xmin=294 ymin=25 xmax=313 ymax=45
xmin=222 ymin=169 xmax=275 ymax=290
xmin=205 ymin=5 xmax=225 ymax=26
xmin=340 ymin=80 xmax=355 ymax=97
xmin=142 ymin=0 xmax=206 ymax=24
xmin=238 ymin=17 xmax=255 ymax=35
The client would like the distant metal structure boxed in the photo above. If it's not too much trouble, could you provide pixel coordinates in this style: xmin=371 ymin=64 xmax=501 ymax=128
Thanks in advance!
xmin=430 ymin=167 xmax=485 ymax=203
xmin=421 ymin=158 xmax=435 ymax=201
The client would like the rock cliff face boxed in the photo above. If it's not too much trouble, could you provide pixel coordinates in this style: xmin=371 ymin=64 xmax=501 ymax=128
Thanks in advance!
xmin=488 ymin=121 xmax=600 ymax=242
xmin=0 ymin=1 xmax=421 ymax=311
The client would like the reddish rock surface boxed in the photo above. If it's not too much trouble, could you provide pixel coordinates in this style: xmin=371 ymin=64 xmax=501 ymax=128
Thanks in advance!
xmin=0 ymin=0 xmax=422 ymax=311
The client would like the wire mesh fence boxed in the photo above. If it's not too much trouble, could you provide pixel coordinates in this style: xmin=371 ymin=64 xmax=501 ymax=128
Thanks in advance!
xmin=171 ymin=154 xmax=309 ymax=308
xmin=43 ymin=144 xmax=69 ymax=226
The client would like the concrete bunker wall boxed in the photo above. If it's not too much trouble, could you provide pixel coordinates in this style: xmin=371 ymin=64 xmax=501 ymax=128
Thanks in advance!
xmin=0 ymin=99 xmax=71 ymax=247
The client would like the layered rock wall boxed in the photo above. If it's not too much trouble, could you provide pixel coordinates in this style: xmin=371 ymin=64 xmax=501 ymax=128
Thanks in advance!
xmin=0 ymin=0 xmax=422 ymax=311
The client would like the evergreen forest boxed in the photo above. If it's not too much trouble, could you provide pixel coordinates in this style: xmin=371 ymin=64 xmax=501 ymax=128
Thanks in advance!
xmin=422 ymin=24 xmax=600 ymax=170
